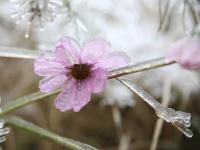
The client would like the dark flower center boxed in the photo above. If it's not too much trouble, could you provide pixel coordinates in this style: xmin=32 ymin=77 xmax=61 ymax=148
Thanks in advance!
xmin=70 ymin=64 xmax=92 ymax=80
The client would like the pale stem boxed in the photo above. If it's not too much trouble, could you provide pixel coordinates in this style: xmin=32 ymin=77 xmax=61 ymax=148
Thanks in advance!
xmin=118 ymin=132 xmax=131 ymax=150
xmin=150 ymin=79 xmax=171 ymax=150
xmin=117 ymin=78 xmax=193 ymax=138
xmin=111 ymin=105 xmax=122 ymax=137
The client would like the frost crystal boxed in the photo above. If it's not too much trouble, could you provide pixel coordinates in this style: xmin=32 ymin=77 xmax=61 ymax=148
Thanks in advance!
xmin=118 ymin=79 xmax=193 ymax=138
xmin=10 ymin=0 xmax=66 ymax=38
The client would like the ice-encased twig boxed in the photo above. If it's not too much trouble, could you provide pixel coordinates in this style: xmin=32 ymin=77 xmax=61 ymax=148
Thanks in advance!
xmin=0 ymin=46 xmax=40 ymax=59
xmin=117 ymin=78 xmax=193 ymax=138
xmin=0 ymin=46 xmax=175 ymax=77
xmin=0 ymin=56 xmax=176 ymax=120
xmin=0 ymin=97 xmax=9 ymax=144
xmin=4 ymin=116 xmax=98 ymax=150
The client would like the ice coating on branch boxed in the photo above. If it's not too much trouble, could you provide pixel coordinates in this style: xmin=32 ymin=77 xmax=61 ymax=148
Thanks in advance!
xmin=117 ymin=79 xmax=193 ymax=138
xmin=156 ymin=107 xmax=193 ymax=137
xmin=0 ymin=98 xmax=10 ymax=144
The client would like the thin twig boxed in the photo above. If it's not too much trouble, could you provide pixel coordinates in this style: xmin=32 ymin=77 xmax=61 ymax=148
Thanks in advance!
xmin=150 ymin=79 xmax=171 ymax=150
xmin=111 ymin=105 xmax=131 ymax=150
xmin=158 ymin=0 xmax=170 ymax=32
xmin=111 ymin=105 xmax=122 ymax=139
xmin=158 ymin=0 xmax=163 ymax=30
xmin=185 ymin=0 xmax=199 ymax=25
xmin=118 ymin=132 xmax=131 ymax=150
xmin=4 ymin=116 xmax=98 ymax=150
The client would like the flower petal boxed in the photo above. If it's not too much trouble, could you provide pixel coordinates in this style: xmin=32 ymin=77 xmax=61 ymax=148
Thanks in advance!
xmin=96 ymin=51 xmax=130 ymax=71
xmin=55 ymin=36 xmax=80 ymax=65
xmin=34 ymin=56 xmax=67 ymax=77
xmin=166 ymin=38 xmax=186 ymax=61
xmin=39 ymin=74 xmax=68 ymax=93
xmin=88 ymin=67 xmax=108 ymax=93
xmin=81 ymin=39 xmax=111 ymax=64
xmin=166 ymin=37 xmax=200 ymax=69
xmin=54 ymin=78 xmax=77 ymax=112
xmin=72 ymin=81 xmax=92 ymax=112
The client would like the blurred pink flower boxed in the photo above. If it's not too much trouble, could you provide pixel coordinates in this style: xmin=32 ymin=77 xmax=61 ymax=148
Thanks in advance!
xmin=34 ymin=37 xmax=130 ymax=112
xmin=166 ymin=36 xmax=200 ymax=69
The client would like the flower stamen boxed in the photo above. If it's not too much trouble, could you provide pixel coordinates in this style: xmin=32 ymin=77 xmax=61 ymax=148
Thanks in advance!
xmin=70 ymin=64 xmax=92 ymax=80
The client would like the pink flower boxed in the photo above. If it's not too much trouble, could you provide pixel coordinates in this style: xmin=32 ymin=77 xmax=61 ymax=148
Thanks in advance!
xmin=166 ymin=36 xmax=200 ymax=69
xmin=34 ymin=37 xmax=130 ymax=112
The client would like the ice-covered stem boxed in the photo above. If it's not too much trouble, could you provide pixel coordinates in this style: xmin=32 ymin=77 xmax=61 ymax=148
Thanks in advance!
xmin=117 ymin=78 xmax=193 ymax=138
xmin=0 ymin=46 xmax=175 ymax=76
xmin=0 ymin=46 xmax=40 ymax=59
xmin=0 ymin=97 xmax=9 ymax=144
xmin=0 ymin=90 xmax=60 ymax=116
xmin=0 ymin=56 xmax=175 ymax=116
xmin=108 ymin=57 xmax=174 ymax=78
xmin=0 ymin=120 xmax=9 ymax=143
xmin=4 ymin=116 xmax=98 ymax=150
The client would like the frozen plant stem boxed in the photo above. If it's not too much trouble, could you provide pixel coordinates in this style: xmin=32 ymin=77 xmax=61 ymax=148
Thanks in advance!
xmin=0 ymin=47 xmax=175 ymax=115
xmin=150 ymin=79 xmax=171 ymax=150
xmin=0 ymin=46 xmax=175 ymax=76
xmin=0 ymin=46 xmax=175 ymax=77
xmin=0 ymin=90 xmax=60 ymax=116
xmin=117 ymin=78 xmax=193 ymax=138
xmin=0 ymin=46 xmax=40 ymax=59
xmin=0 ymin=97 xmax=9 ymax=144
xmin=4 ymin=116 xmax=98 ymax=150
xmin=108 ymin=57 xmax=174 ymax=78
xmin=0 ymin=56 xmax=175 ymax=116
